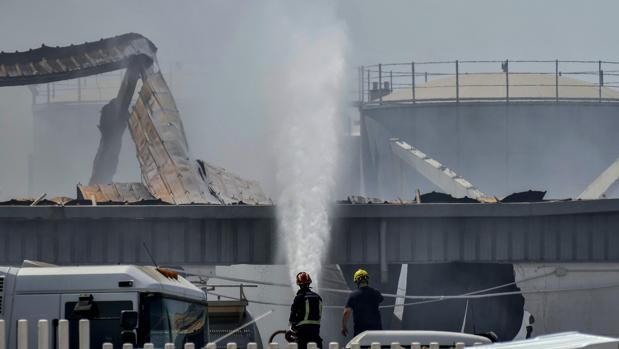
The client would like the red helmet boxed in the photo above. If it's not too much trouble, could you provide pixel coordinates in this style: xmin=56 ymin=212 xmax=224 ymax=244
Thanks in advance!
xmin=296 ymin=272 xmax=312 ymax=286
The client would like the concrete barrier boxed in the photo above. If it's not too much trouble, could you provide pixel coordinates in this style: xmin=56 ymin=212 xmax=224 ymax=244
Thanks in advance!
xmin=6 ymin=318 xmax=496 ymax=349
xmin=37 ymin=320 xmax=48 ymax=349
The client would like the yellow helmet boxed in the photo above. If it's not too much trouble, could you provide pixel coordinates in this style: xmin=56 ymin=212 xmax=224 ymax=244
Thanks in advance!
xmin=353 ymin=268 xmax=369 ymax=284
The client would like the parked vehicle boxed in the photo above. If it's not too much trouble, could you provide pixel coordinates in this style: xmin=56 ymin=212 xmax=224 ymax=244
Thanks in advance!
xmin=344 ymin=330 xmax=492 ymax=348
xmin=0 ymin=261 xmax=209 ymax=349
xmin=472 ymin=332 xmax=619 ymax=349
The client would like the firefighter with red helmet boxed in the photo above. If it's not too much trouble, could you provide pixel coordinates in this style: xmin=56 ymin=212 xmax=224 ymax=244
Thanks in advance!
xmin=288 ymin=272 xmax=323 ymax=349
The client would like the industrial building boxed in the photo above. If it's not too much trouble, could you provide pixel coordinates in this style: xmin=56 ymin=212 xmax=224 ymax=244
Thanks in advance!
xmin=3 ymin=35 xmax=619 ymax=344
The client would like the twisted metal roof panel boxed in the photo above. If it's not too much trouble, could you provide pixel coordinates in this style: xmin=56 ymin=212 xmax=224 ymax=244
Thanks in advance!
xmin=0 ymin=33 xmax=156 ymax=86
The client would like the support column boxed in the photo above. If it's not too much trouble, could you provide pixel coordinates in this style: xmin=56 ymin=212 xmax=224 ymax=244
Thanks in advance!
xmin=380 ymin=219 xmax=388 ymax=284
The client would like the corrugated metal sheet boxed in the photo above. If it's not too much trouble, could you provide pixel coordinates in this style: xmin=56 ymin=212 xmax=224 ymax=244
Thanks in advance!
xmin=198 ymin=160 xmax=271 ymax=205
xmin=77 ymin=183 xmax=155 ymax=203
xmin=420 ymin=191 xmax=479 ymax=203
xmin=501 ymin=190 xmax=547 ymax=203
xmin=128 ymin=70 xmax=219 ymax=204
xmin=344 ymin=191 xmax=546 ymax=204
xmin=345 ymin=196 xmax=395 ymax=204
xmin=0 ymin=198 xmax=57 ymax=206
xmin=49 ymin=196 xmax=74 ymax=205
xmin=343 ymin=196 xmax=420 ymax=204
xmin=2 ymin=33 xmax=272 ymax=205
xmin=0 ymin=33 xmax=156 ymax=86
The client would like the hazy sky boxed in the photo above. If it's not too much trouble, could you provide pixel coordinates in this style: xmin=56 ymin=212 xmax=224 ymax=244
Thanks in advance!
xmin=1 ymin=0 xmax=618 ymax=198
xmin=3 ymin=1 xmax=619 ymax=63
xmin=340 ymin=0 xmax=619 ymax=63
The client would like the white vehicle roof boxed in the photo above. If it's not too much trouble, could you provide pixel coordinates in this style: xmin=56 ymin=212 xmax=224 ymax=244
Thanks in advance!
xmin=12 ymin=265 xmax=205 ymax=301
xmin=469 ymin=332 xmax=619 ymax=349
xmin=345 ymin=330 xmax=492 ymax=348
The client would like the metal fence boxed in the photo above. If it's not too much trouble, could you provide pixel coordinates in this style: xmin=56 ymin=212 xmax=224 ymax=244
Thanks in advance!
xmin=0 ymin=319 xmax=481 ymax=349
xmin=28 ymin=61 xmax=195 ymax=105
xmin=358 ymin=60 xmax=619 ymax=105
xmin=28 ymin=71 xmax=126 ymax=105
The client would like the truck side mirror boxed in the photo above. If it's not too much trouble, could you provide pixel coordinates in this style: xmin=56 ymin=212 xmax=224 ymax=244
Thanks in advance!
xmin=120 ymin=310 xmax=138 ymax=330
xmin=74 ymin=294 xmax=97 ymax=317
xmin=120 ymin=310 xmax=138 ymax=346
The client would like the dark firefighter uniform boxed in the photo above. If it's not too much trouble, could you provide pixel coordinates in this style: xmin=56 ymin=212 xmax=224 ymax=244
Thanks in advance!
xmin=289 ymin=287 xmax=324 ymax=349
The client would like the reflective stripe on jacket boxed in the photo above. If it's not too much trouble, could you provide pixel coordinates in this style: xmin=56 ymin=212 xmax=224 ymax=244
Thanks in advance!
xmin=289 ymin=287 xmax=323 ymax=327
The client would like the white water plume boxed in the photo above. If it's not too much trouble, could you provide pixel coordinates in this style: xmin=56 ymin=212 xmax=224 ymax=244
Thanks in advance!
xmin=274 ymin=5 xmax=347 ymax=288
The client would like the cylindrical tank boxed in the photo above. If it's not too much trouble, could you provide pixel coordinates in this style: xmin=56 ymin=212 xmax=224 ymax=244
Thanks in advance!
xmin=360 ymin=71 xmax=619 ymax=199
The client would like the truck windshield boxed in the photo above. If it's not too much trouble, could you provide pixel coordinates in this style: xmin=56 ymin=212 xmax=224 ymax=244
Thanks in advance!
xmin=140 ymin=293 xmax=208 ymax=348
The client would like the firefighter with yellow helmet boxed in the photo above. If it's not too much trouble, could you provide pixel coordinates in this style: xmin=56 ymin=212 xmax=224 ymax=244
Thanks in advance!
xmin=341 ymin=268 xmax=384 ymax=337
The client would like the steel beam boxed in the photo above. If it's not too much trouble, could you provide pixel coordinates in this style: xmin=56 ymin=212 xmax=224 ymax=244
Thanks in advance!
xmin=578 ymin=157 xmax=619 ymax=199
xmin=390 ymin=138 xmax=487 ymax=199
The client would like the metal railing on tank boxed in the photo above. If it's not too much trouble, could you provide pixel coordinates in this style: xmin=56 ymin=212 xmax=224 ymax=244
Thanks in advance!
xmin=357 ymin=60 xmax=619 ymax=105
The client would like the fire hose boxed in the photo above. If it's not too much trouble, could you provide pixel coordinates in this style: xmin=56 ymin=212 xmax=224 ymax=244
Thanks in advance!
xmin=269 ymin=329 xmax=298 ymax=343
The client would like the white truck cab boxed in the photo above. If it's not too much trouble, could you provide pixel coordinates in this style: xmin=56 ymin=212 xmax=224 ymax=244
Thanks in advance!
xmin=0 ymin=262 xmax=209 ymax=349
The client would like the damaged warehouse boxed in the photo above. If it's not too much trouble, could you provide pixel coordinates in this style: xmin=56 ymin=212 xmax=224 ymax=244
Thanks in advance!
xmin=3 ymin=31 xmax=619 ymax=346
xmin=0 ymin=33 xmax=269 ymax=205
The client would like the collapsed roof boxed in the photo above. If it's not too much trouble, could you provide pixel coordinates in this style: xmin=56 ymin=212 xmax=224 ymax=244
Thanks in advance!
xmin=0 ymin=33 xmax=270 ymax=205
